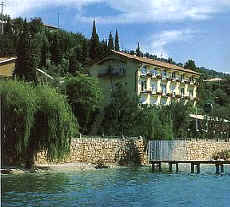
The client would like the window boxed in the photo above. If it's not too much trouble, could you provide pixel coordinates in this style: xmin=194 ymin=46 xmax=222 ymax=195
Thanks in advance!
xmin=189 ymin=89 xmax=193 ymax=97
xmin=180 ymin=74 xmax=184 ymax=81
xmin=141 ymin=66 xmax=147 ymax=75
xmin=172 ymin=72 xmax=176 ymax=78
xmin=141 ymin=95 xmax=148 ymax=104
xmin=141 ymin=80 xmax=147 ymax=91
xmin=180 ymin=88 xmax=185 ymax=97
xmin=151 ymin=82 xmax=157 ymax=92
xmin=170 ymin=84 xmax=176 ymax=93
xmin=160 ymin=98 xmax=167 ymax=105
xmin=151 ymin=69 xmax=157 ymax=76
xmin=161 ymin=83 xmax=167 ymax=94
xmin=162 ymin=70 xmax=167 ymax=78
xmin=151 ymin=97 xmax=158 ymax=105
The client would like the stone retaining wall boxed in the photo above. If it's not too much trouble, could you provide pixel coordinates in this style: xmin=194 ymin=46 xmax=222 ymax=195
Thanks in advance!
xmin=184 ymin=139 xmax=230 ymax=160
xmin=35 ymin=138 xmax=230 ymax=166
xmin=35 ymin=137 xmax=148 ymax=165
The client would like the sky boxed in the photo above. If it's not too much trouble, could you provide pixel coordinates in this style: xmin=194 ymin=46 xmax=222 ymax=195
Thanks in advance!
xmin=3 ymin=0 xmax=230 ymax=73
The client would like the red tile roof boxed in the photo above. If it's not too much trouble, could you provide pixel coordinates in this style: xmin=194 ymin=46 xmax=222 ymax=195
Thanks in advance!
xmin=111 ymin=50 xmax=199 ymax=76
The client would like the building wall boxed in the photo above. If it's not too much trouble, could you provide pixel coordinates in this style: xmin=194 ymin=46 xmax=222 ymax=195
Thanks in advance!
xmin=137 ymin=64 xmax=199 ymax=106
xmin=88 ymin=55 xmax=138 ymax=105
xmin=0 ymin=62 xmax=15 ymax=77
xmin=88 ymin=55 xmax=199 ymax=107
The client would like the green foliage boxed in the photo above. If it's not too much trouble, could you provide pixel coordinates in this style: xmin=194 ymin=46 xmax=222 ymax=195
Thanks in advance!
xmin=108 ymin=32 xmax=114 ymax=50
xmin=102 ymin=82 xmax=139 ymax=136
xmin=1 ymin=80 xmax=78 ymax=168
xmin=167 ymin=101 xmax=192 ymax=138
xmin=184 ymin=59 xmax=197 ymax=72
xmin=115 ymin=29 xmax=120 ymax=51
xmin=136 ymin=42 xmax=142 ymax=57
xmin=32 ymin=85 xmax=78 ymax=161
xmin=64 ymin=75 xmax=103 ymax=134
xmin=89 ymin=20 xmax=100 ymax=60
xmin=101 ymin=83 xmax=175 ymax=139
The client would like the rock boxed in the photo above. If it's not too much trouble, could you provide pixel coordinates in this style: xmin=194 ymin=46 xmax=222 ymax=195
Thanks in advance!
xmin=1 ymin=169 xmax=12 ymax=174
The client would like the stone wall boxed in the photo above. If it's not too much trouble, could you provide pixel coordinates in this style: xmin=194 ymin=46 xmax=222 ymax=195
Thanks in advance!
xmin=184 ymin=139 xmax=230 ymax=160
xmin=35 ymin=138 xmax=230 ymax=166
xmin=36 ymin=137 xmax=148 ymax=165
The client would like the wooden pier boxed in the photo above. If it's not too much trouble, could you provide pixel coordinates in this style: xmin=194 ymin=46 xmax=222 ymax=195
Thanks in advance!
xmin=150 ymin=160 xmax=230 ymax=174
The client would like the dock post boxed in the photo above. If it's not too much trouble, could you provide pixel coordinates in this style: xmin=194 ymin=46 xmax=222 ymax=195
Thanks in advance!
xmin=152 ymin=162 xmax=155 ymax=172
xmin=158 ymin=162 xmax=162 ymax=172
xmin=216 ymin=164 xmax=220 ymax=174
xmin=176 ymin=163 xmax=179 ymax=173
xmin=221 ymin=165 xmax=224 ymax=173
xmin=191 ymin=163 xmax=195 ymax=173
xmin=197 ymin=164 xmax=200 ymax=174
xmin=169 ymin=162 xmax=172 ymax=172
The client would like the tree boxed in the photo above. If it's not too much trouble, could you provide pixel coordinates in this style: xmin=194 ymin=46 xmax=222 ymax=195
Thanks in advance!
xmin=89 ymin=20 xmax=100 ymax=60
xmin=50 ymin=32 xmax=63 ymax=66
xmin=68 ymin=46 xmax=83 ymax=74
xmin=64 ymin=75 xmax=103 ymax=134
xmin=108 ymin=32 xmax=114 ymax=50
xmin=81 ymin=38 xmax=88 ymax=63
xmin=101 ymin=82 xmax=140 ymax=136
xmin=1 ymin=80 xmax=78 ymax=168
xmin=184 ymin=59 xmax=197 ymax=72
xmin=14 ymin=20 xmax=39 ymax=82
xmin=136 ymin=42 xmax=142 ymax=57
xmin=39 ymin=32 xmax=49 ymax=68
xmin=115 ymin=29 xmax=120 ymax=51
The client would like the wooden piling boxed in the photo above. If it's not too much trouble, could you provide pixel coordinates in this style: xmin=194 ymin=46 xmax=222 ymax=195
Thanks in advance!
xmin=169 ymin=162 xmax=172 ymax=172
xmin=191 ymin=163 xmax=195 ymax=173
xmin=197 ymin=164 xmax=200 ymax=174
xmin=216 ymin=164 xmax=220 ymax=174
xmin=176 ymin=163 xmax=179 ymax=173
xmin=221 ymin=165 xmax=224 ymax=173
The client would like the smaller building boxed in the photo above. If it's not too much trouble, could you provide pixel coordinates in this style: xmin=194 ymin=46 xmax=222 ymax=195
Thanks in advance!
xmin=0 ymin=57 xmax=16 ymax=78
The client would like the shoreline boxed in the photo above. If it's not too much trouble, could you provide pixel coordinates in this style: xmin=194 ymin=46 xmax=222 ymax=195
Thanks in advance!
xmin=1 ymin=162 xmax=128 ymax=175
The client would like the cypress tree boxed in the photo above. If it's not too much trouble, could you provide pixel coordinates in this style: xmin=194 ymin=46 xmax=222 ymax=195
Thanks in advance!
xmin=89 ymin=20 xmax=100 ymax=60
xmin=115 ymin=29 xmax=120 ymax=51
xmin=136 ymin=42 xmax=142 ymax=57
xmin=108 ymin=32 xmax=114 ymax=50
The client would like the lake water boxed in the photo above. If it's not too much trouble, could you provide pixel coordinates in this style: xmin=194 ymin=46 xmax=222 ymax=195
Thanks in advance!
xmin=2 ymin=165 xmax=230 ymax=207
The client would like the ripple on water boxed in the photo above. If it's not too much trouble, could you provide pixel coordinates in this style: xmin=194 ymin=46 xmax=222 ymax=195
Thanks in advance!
xmin=2 ymin=166 xmax=230 ymax=207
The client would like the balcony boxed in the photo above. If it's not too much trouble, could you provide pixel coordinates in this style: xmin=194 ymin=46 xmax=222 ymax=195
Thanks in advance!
xmin=156 ymin=74 xmax=162 ymax=79
xmin=152 ymin=89 xmax=157 ymax=95
xmin=141 ymin=88 xmax=152 ymax=94
xmin=98 ymin=67 xmax=126 ymax=78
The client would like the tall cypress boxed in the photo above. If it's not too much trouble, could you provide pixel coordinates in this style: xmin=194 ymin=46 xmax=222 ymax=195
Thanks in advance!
xmin=115 ymin=29 xmax=120 ymax=51
xmin=89 ymin=20 xmax=100 ymax=60
xmin=136 ymin=42 xmax=142 ymax=57
xmin=108 ymin=32 xmax=114 ymax=50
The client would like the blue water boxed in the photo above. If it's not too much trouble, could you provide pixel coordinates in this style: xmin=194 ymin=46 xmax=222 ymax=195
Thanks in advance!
xmin=2 ymin=166 xmax=230 ymax=207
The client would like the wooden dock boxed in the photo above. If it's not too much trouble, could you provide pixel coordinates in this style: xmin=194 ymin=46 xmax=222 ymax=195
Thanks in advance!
xmin=150 ymin=160 xmax=230 ymax=174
